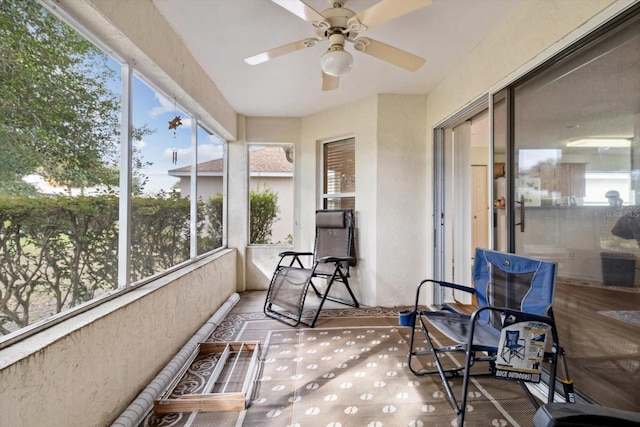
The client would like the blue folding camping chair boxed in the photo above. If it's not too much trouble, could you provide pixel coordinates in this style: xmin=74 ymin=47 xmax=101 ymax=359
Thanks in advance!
xmin=406 ymin=248 xmax=564 ymax=426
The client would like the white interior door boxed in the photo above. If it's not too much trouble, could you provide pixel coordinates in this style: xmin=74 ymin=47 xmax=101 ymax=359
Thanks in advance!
xmin=472 ymin=165 xmax=489 ymax=253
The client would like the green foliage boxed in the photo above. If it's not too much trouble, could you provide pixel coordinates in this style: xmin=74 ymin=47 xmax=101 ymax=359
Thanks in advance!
xmin=0 ymin=0 xmax=153 ymax=196
xmin=0 ymin=194 xmax=221 ymax=335
xmin=130 ymin=192 xmax=191 ymax=281
xmin=0 ymin=196 xmax=119 ymax=333
xmin=250 ymin=185 xmax=280 ymax=244
xmin=202 ymin=186 xmax=280 ymax=245
xmin=202 ymin=192 xmax=224 ymax=249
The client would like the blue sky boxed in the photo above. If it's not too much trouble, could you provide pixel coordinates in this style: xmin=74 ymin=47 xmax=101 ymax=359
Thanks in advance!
xmin=24 ymin=74 xmax=225 ymax=197
xmin=21 ymin=14 xmax=225 ymax=197
xmin=132 ymin=76 xmax=225 ymax=196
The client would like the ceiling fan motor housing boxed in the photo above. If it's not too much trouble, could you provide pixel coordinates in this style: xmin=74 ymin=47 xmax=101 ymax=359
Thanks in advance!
xmin=316 ymin=6 xmax=356 ymax=37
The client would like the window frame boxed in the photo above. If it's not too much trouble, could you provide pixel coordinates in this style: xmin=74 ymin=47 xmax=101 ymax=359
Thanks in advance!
xmin=247 ymin=143 xmax=295 ymax=245
xmin=0 ymin=1 xmax=228 ymax=348
xmin=322 ymin=137 xmax=356 ymax=209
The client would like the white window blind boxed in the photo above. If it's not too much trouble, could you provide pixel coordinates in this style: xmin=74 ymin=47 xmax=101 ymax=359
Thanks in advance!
xmin=323 ymin=138 xmax=355 ymax=209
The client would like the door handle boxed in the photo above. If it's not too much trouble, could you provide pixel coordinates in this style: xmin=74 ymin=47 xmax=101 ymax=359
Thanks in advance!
xmin=515 ymin=195 xmax=525 ymax=232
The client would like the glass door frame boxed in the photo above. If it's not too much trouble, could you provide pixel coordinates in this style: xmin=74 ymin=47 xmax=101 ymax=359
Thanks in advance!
xmin=433 ymin=4 xmax=640 ymax=408
xmin=432 ymin=97 xmax=490 ymax=306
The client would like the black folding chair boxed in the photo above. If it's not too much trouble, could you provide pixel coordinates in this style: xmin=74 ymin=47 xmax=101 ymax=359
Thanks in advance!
xmin=264 ymin=209 xmax=359 ymax=327
xmin=406 ymin=248 xmax=565 ymax=426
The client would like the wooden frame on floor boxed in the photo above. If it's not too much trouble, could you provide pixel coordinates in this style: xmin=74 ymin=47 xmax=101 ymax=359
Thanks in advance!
xmin=154 ymin=342 xmax=261 ymax=413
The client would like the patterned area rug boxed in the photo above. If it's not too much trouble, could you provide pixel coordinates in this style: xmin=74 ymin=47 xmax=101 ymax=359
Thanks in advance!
xmin=140 ymin=308 xmax=538 ymax=427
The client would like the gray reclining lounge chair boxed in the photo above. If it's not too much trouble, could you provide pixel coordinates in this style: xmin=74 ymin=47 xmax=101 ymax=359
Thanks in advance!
xmin=264 ymin=209 xmax=359 ymax=327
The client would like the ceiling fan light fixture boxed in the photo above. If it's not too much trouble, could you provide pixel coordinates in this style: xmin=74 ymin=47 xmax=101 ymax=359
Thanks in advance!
xmin=321 ymin=47 xmax=353 ymax=76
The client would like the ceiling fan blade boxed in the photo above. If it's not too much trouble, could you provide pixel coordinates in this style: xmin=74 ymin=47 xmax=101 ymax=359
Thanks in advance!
xmin=322 ymin=72 xmax=339 ymax=91
xmin=271 ymin=0 xmax=328 ymax=27
xmin=348 ymin=0 xmax=431 ymax=32
xmin=244 ymin=38 xmax=320 ymax=65
xmin=353 ymin=37 xmax=425 ymax=72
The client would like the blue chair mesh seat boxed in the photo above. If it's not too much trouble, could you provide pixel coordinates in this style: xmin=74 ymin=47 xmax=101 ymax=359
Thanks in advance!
xmin=407 ymin=248 xmax=564 ymax=426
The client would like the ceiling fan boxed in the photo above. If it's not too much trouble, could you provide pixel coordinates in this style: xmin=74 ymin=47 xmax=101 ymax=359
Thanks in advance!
xmin=244 ymin=0 xmax=431 ymax=91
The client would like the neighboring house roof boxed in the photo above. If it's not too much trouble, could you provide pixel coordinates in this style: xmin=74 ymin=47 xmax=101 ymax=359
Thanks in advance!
xmin=168 ymin=146 xmax=293 ymax=177
xmin=249 ymin=146 xmax=293 ymax=173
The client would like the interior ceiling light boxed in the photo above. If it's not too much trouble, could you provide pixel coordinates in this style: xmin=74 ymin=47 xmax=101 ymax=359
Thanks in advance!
xmin=566 ymin=138 xmax=631 ymax=148
xmin=320 ymin=34 xmax=353 ymax=77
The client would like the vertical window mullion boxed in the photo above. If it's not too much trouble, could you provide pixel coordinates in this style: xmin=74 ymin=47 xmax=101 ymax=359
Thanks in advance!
xmin=118 ymin=63 xmax=132 ymax=288
xmin=190 ymin=116 xmax=198 ymax=258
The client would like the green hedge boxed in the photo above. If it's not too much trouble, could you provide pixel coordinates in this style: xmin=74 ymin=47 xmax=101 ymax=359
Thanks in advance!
xmin=0 ymin=194 xmax=218 ymax=335
xmin=0 ymin=187 xmax=281 ymax=335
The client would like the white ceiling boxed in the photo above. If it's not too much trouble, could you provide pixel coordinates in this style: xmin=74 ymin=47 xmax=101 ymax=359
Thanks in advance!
xmin=152 ymin=0 xmax=522 ymax=118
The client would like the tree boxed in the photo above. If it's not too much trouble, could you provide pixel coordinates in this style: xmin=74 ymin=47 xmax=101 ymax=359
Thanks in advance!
xmin=202 ymin=185 xmax=280 ymax=247
xmin=250 ymin=184 xmax=280 ymax=244
xmin=0 ymin=0 xmax=152 ymax=196
xmin=202 ymin=192 xmax=224 ymax=249
xmin=0 ymin=0 xmax=159 ymax=334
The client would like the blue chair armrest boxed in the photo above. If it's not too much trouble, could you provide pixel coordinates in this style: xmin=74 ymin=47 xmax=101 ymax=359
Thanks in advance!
xmin=437 ymin=280 xmax=476 ymax=294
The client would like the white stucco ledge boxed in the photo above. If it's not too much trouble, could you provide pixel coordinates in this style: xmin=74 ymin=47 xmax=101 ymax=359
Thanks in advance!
xmin=110 ymin=291 xmax=240 ymax=427
xmin=0 ymin=249 xmax=235 ymax=370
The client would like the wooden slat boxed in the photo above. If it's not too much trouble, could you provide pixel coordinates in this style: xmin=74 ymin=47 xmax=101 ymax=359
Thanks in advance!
xmin=154 ymin=341 xmax=261 ymax=413
xmin=154 ymin=393 xmax=246 ymax=413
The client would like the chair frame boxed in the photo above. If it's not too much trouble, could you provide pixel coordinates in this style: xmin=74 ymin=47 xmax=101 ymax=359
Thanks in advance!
xmin=264 ymin=209 xmax=359 ymax=327
xmin=406 ymin=249 xmax=563 ymax=426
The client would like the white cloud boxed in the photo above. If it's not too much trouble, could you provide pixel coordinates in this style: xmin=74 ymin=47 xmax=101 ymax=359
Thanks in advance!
xmin=149 ymin=92 xmax=176 ymax=119
xmin=198 ymin=143 xmax=224 ymax=160
xmin=164 ymin=146 xmax=192 ymax=162
xmin=149 ymin=93 xmax=176 ymax=118
xmin=160 ymin=143 xmax=224 ymax=164
xmin=180 ymin=117 xmax=193 ymax=129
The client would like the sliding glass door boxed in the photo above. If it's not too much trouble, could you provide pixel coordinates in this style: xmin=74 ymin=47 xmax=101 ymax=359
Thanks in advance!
xmin=510 ymin=11 xmax=640 ymax=411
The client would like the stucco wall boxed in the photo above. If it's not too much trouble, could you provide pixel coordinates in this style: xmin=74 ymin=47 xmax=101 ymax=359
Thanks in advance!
xmin=245 ymin=245 xmax=290 ymax=290
xmin=426 ymin=0 xmax=625 ymax=129
xmin=248 ymin=95 xmax=428 ymax=307
xmin=300 ymin=96 xmax=379 ymax=305
xmin=376 ymin=94 xmax=428 ymax=305
xmin=0 ymin=250 xmax=237 ymax=427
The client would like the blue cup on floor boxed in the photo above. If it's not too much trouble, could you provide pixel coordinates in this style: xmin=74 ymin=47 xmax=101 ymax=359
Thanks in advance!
xmin=398 ymin=310 xmax=416 ymax=327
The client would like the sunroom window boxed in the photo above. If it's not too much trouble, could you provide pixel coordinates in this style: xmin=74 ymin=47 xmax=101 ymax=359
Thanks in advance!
xmin=248 ymin=144 xmax=294 ymax=244
xmin=0 ymin=0 xmax=227 ymax=342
